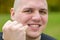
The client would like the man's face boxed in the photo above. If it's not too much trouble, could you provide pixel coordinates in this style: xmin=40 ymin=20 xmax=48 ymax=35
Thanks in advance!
xmin=11 ymin=0 xmax=48 ymax=38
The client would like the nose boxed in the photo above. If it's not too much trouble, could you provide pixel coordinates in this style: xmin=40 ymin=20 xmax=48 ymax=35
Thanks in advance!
xmin=32 ymin=12 xmax=41 ymax=22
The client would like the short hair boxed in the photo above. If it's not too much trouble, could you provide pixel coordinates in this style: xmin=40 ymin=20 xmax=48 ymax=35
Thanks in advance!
xmin=13 ymin=0 xmax=21 ymax=11
xmin=13 ymin=0 xmax=48 ymax=12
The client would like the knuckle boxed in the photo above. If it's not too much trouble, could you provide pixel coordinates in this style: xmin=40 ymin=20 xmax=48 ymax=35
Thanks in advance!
xmin=2 ymin=20 xmax=12 ymax=32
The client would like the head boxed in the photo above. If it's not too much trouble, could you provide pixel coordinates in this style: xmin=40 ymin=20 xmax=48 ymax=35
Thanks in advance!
xmin=10 ymin=0 xmax=48 ymax=39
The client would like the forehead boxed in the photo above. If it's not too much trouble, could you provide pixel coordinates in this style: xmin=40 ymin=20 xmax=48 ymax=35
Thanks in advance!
xmin=14 ymin=0 xmax=47 ymax=10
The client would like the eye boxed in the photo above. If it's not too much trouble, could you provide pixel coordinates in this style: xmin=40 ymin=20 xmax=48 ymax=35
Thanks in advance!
xmin=23 ymin=8 xmax=33 ymax=14
xmin=39 ymin=10 xmax=47 ymax=15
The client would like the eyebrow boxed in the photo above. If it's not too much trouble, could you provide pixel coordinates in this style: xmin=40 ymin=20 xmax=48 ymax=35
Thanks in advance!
xmin=40 ymin=8 xmax=48 ymax=11
xmin=23 ymin=8 xmax=34 ymax=10
xmin=23 ymin=7 xmax=48 ymax=11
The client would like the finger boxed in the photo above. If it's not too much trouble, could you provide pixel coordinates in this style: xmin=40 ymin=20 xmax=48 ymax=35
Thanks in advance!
xmin=23 ymin=25 xmax=28 ymax=31
xmin=11 ymin=23 xmax=23 ymax=30
xmin=2 ymin=20 xmax=12 ymax=31
xmin=12 ymin=23 xmax=28 ymax=31
xmin=18 ymin=25 xmax=28 ymax=32
xmin=2 ymin=20 xmax=12 ymax=39
xmin=12 ymin=21 xmax=18 ymax=25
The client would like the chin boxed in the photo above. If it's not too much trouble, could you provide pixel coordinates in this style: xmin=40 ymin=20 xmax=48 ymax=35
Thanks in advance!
xmin=26 ymin=31 xmax=41 ymax=39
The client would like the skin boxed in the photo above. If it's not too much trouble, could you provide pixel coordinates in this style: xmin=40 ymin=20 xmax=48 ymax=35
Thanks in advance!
xmin=2 ymin=0 xmax=48 ymax=40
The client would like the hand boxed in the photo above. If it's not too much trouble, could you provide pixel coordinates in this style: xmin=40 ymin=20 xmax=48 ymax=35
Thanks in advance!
xmin=2 ymin=20 xmax=28 ymax=40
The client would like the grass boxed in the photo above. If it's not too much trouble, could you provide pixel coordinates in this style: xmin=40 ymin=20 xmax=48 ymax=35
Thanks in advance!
xmin=44 ymin=12 xmax=60 ymax=40
xmin=0 ymin=12 xmax=60 ymax=40
xmin=0 ymin=14 xmax=10 ymax=31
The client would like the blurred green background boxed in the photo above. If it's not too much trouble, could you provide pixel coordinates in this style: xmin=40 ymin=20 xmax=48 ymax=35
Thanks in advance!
xmin=0 ymin=0 xmax=60 ymax=40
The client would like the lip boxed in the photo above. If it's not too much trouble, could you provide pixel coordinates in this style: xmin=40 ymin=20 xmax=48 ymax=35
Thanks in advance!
xmin=27 ymin=24 xmax=41 ymax=31
xmin=28 ymin=24 xmax=41 ymax=27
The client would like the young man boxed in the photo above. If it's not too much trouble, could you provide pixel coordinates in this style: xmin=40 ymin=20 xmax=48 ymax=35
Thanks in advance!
xmin=0 ymin=0 xmax=56 ymax=40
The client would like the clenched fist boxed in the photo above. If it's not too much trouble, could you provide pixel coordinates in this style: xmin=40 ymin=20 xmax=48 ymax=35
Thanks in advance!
xmin=2 ymin=20 xmax=28 ymax=40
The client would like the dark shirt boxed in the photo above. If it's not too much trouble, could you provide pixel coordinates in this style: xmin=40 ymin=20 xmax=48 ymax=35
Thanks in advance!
xmin=0 ymin=32 xmax=3 ymax=40
xmin=41 ymin=33 xmax=56 ymax=40
xmin=0 ymin=32 xmax=56 ymax=40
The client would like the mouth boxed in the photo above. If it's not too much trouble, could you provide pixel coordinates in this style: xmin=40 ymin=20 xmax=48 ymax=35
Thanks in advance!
xmin=27 ymin=24 xmax=41 ymax=31
xmin=28 ymin=24 xmax=41 ymax=27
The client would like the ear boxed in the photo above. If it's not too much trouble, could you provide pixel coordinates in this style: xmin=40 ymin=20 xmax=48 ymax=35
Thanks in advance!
xmin=10 ymin=8 xmax=15 ymax=21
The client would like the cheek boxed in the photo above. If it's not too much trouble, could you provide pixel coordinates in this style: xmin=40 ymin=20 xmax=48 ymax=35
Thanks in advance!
xmin=42 ymin=15 xmax=48 ymax=25
xmin=14 ymin=14 xmax=32 ymax=24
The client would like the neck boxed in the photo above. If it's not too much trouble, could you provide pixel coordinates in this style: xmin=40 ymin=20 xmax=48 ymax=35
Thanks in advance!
xmin=26 ymin=36 xmax=41 ymax=40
